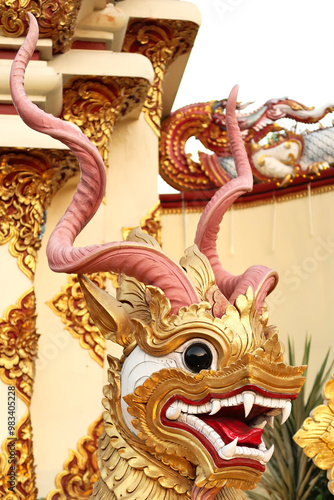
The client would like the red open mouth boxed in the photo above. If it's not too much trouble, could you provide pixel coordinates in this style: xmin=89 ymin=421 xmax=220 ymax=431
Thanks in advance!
xmin=161 ymin=385 xmax=296 ymax=471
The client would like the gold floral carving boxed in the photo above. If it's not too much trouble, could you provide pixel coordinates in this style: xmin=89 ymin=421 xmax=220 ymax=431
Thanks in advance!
xmin=0 ymin=149 xmax=78 ymax=280
xmin=122 ymin=201 xmax=162 ymax=245
xmin=0 ymin=288 xmax=38 ymax=405
xmin=122 ymin=19 xmax=199 ymax=135
xmin=294 ymin=372 xmax=334 ymax=494
xmin=0 ymin=0 xmax=82 ymax=53
xmin=0 ymin=411 xmax=37 ymax=499
xmin=45 ymin=415 xmax=103 ymax=500
xmin=48 ymin=273 xmax=108 ymax=367
xmin=62 ymin=76 xmax=151 ymax=165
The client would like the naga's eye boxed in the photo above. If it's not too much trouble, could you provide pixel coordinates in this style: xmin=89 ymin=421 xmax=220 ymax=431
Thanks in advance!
xmin=183 ymin=342 xmax=213 ymax=373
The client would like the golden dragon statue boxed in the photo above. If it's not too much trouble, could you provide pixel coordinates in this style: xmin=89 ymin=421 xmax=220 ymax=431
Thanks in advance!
xmin=10 ymin=14 xmax=306 ymax=500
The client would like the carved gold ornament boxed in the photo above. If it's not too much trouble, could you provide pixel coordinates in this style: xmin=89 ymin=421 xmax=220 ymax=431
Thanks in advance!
xmin=48 ymin=273 xmax=107 ymax=367
xmin=0 ymin=411 xmax=37 ymax=499
xmin=294 ymin=372 xmax=334 ymax=494
xmin=122 ymin=19 xmax=199 ymax=135
xmin=0 ymin=149 xmax=78 ymax=280
xmin=0 ymin=0 xmax=82 ymax=53
xmin=45 ymin=415 xmax=103 ymax=500
xmin=62 ymin=76 xmax=151 ymax=165
xmin=0 ymin=288 xmax=38 ymax=405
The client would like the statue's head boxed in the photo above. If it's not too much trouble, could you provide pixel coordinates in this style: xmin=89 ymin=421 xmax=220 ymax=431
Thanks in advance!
xmin=11 ymin=13 xmax=305 ymax=498
xmin=79 ymin=265 xmax=305 ymax=494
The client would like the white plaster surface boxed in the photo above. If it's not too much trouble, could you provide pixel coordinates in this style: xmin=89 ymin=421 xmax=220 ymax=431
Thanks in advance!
xmin=0 ymin=116 xmax=69 ymax=149
xmin=49 ymin=50 xmax=154 ymax=85
xmin=0 ymin=60 xmax=60 ymax=95
xmin=0 ymin=60 xmax=62 ymax=115
xmin=0 ymin=35 xmax=53 ymax=60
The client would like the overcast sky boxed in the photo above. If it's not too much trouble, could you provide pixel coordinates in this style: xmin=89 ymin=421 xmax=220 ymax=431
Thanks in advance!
xmin=176 ymin=0 xmax=334 ymax=108
xmin=159 ymin=0 xmax=334 ymax=193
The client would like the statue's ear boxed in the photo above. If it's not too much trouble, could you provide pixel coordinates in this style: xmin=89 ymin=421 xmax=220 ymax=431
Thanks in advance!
xmin=78 ymin=275 xmax=135 ymax=348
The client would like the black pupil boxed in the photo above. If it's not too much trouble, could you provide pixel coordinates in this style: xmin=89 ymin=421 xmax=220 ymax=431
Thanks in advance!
xmin=184 ymin=343 xmax=213 ymax=372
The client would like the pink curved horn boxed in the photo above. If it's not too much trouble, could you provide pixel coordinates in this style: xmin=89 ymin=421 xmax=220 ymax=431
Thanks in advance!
xmin=195 ymin=86 xmax=278 ymax=310
xmin=11 ymin=13 xmax=200 ymax=313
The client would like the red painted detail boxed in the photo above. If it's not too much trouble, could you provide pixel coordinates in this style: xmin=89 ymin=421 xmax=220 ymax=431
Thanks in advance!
xmin=0 ymin=50 xmax=40 ymax=60
xmin=200 ymin=416 xmax=263 ymax=446
xmin=161 ymin=413 xmax=265 ymax=472
xmin=0 ymin=104 xmax=18 ymax=115
xmin=160 ymin=167 xmax=334 ymax=209
xmin=71 ymin=41 xmax=106 ymax=50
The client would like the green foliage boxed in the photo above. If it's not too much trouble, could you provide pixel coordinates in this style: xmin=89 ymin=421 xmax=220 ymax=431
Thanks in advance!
xmin=248 ymin=337 xmax=333 ymax=500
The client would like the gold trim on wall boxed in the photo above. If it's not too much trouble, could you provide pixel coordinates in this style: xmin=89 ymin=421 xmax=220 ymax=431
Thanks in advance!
xmin=0 ymin=149 xmax=78 ymax=280
xmin=0 ymin=289 xmax=37 ymax=498
xmin=0 ymin=288 xmax=37 ymax=405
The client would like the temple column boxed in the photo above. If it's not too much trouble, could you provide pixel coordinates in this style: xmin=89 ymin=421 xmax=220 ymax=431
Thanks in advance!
xmin=0 ymin=1 xmax=200 ymax=497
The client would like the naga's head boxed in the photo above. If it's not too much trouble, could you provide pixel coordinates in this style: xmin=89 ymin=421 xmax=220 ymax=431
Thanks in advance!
xmin=211 ymin=96 xmax=334 ymax=135
xmin=11 ymin=14 xmax=305 ymax=499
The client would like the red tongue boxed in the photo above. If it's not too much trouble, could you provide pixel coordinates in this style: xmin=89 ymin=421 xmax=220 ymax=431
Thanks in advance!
xmin=201 ymin=416 xmax=263 ymax=446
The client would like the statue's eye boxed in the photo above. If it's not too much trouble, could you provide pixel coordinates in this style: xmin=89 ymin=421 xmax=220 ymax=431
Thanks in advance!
xmin=183 ymin=343 xmax=213 ymax=373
